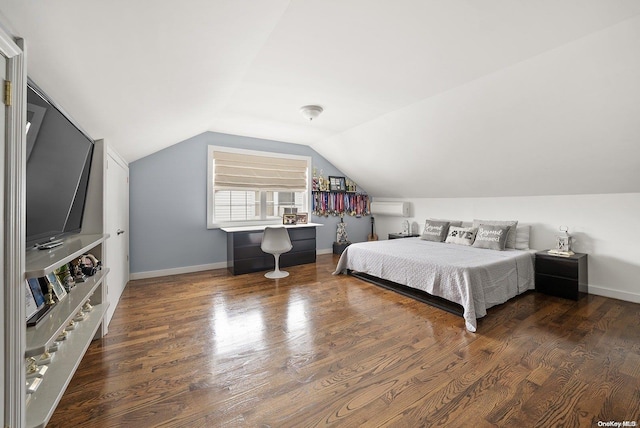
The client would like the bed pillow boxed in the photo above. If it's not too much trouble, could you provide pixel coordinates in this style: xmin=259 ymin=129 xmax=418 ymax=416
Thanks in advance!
xmin=472 ymin=224 xmax=510 ymax=250
xmin=515 ymin=225 xmax=531 ymax=250
xmin=473 ymin=219 xmax=518 ymax=249
xmin=429 ymin=218 xmax=463 ymax=228
xmin=445 ymin=226 xmax=477 ymax=246
xmin=420 ymin=220 xmax=450 ymax=242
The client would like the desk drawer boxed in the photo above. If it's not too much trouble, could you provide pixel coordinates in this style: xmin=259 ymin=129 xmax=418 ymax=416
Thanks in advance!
xmin=281 ymin=250 xmax=316 ymax=267
xmin=291 ymin=238 xmax=316 ymax=253
xmin=289 ymin=227 xmax=316 ymax=241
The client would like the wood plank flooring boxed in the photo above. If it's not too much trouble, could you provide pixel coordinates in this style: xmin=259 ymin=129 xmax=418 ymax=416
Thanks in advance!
xmin=48 ymin=254 xmax=640 ymax=427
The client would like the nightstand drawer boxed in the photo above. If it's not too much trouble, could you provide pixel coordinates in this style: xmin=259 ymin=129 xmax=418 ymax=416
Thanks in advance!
xmin=536 ymin=274 xmax=580 ymax=300
xmin=536 ymin=257 xmax=578 ymax=280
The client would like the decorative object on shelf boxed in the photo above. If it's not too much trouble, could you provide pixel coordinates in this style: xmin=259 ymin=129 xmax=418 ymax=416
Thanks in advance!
xmin=27 ymin=377 xmax=43 ymax=394
xmin=55 ymin=330 xmax=68 ymax=341
xmin=300 ymin=104 xmax=323 ymax=121
xmin=83 ymin=300 xmax=93 ymax=313
xmin=283 ymin=213 xmax=297 ymax=225
xmin=36 ymin=350 xmax=52 ymax=366
xmin=73 ymin=311 xmax=88 ymax=322
xmin=46 ymin=272 xmax=67 ymax=301
xmin=548 ymin=225 xmax=574 ymax=256
xmin=296 ymin=212 xmax=308 ymax=224
xmin=311 ymin=168 xmax=369 ymax=217
xmin=312 ymin=191 xmax=369 ymax=217
xmin=79 ymin=253 xmax=101 ymax=276
xmin=345 ymin=178 xmax=357 ymax=193
xmin=65 ymin=320 xmax=76 ymax=331
xmin=26 ymin=357 xmax=40 ymax=379
xmin=402 ymin=220 xmax=410 ymax=236
xmin=329 ymin=176 xmax=347 ymax=192
xmin=55 ymin=263 xmax=75 ymax=292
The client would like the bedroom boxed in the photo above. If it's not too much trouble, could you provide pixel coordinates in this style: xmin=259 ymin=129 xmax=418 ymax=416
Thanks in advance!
xmin=1 ymin=1 xmax=639 ymax=427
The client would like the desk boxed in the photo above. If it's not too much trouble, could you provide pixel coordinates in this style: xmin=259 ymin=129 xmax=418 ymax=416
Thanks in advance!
xmin=222 ymin=223 xmax=322 ymax=275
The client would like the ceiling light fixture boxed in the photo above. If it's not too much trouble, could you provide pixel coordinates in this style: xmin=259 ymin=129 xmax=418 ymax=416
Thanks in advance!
xmin=300 ymin=105 xmax=323 ymax=121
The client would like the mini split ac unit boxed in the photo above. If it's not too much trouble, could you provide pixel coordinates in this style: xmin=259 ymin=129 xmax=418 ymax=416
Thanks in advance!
xmin=370 ymin=201 xmax=410 ymax=217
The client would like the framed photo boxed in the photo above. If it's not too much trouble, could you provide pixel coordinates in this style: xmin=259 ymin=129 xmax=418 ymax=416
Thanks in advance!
xmin=25 ymin=281 xmax=40 ymax=321
xmin=46 ymin=272 xmax=67 ymax=301
xmin=329 ymin=176 xmax=347 ymax=192
xmin=27 ymin=277 xmax=46 ymax=308
xmin=283 ymin=213 xmax=297 ymax=225
xmin=296 ymin=212 xmax=308 ymax=224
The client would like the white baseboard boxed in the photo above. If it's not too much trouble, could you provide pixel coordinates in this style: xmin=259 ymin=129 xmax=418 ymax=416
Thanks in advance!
xmin=130 ymin=262 xmax=228 ymax=280
xmin=130 ymin=249 xmax=335 ymax=280
xmin=588 ymin=285 xmax=640 ymax=304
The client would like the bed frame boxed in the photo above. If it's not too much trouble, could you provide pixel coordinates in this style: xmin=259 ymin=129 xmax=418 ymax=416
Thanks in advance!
xmin=347 ymin=269 xmax=464 ymax=317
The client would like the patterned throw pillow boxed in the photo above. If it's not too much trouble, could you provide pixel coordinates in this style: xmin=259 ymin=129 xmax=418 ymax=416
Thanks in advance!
xmin=420 ymin=220 xmax=451 ymax=242
xmin=472 ymin=219 xmax=518 ymax=248
xmin=445 ymin=226 xmax=477 ymax=246
xmin=472 ymin=224 xmax=510 ymax=250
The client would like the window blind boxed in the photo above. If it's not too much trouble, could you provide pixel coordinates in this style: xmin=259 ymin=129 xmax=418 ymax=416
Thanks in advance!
xmin=213 ymin=151 xmax=307 ymax=191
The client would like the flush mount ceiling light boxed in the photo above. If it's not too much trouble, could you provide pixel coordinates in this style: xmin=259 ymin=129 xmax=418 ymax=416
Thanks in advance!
xmin=300 ymin=105 xmax=323 ymax=121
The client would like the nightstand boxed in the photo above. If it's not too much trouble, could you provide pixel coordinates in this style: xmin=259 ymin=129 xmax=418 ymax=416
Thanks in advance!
xmin=535 ymin=251 xmax=588 ymax=300
xmin=388 ymin=233 xmax=420 ymax=239
xmin=333 ymin=242 xmax=350 ymax=255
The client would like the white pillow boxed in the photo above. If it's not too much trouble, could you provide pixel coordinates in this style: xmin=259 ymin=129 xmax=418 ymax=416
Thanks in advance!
xmin=515 ymin=225 xmax=531 ymax=250
xmin=445 ymin=226 xmax=477 ymax=246
xmin=473 ymin=219 xmax=518 ymax=249
xmin=429 ymin=218 xmax=463 ymax=228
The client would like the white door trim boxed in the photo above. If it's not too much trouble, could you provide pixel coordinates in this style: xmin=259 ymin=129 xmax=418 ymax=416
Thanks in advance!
xmin=1 ymin=30 xmax=26 ymax=428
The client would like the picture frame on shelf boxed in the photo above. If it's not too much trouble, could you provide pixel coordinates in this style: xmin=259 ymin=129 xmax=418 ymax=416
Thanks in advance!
xmin=25 ymin=281 xmax=40 ymax=321
xmin=26 ymin=278 xmax=54 ymax=327
xmin=296 ymin=212 xmax=308 ymax=224
xmin=329 ymin=176 xmax=347 ymax=192
xmin=46 ymin=272 xmax=68 ymax=301
xmin=26 ymin=277 xmax=46 ymax=308
xmin=283 ymin=213 xmax=297 ymax=225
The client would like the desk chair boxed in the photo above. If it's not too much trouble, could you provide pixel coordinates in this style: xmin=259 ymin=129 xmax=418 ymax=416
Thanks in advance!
xmin=261 ymin=227 xmax=293 ymax=279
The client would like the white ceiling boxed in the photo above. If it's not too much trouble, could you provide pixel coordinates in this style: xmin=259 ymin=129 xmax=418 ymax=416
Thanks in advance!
xmin=2 ymin=1 xmax=640 ymax=197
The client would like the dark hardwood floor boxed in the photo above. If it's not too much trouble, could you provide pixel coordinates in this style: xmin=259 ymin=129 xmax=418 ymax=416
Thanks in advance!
xmin=48 ymin=254 xmax=640 ymax=427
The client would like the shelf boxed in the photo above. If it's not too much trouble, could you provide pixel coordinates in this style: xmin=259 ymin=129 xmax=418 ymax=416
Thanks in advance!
xmin=26 ymin=268 xmax=109 ymax=357
xmin=25 ymin=302 xmax=108 ymax=428
xmin=25 ymin=233 xmax=109 ymax=278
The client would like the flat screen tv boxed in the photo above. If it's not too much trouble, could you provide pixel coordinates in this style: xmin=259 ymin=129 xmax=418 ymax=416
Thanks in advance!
xmin=26 ymin=79 xmax=94 ymax=249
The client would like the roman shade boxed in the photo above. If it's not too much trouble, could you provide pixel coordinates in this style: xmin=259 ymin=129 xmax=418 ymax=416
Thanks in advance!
xmin=213 ymin=151 xmax=307 ymax=191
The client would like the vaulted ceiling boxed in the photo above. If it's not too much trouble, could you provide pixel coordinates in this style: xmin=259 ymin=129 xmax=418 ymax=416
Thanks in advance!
xmin=2 ymin=1 xmax=639 ymax=197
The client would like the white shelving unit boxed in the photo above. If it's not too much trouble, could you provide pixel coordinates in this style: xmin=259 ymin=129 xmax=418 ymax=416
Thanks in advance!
xmin=24 ymin=233 xmax=110 ymax=428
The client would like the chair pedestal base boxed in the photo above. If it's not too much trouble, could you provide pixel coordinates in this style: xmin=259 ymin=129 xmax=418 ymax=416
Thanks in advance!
xmin=265 ymin=270 xmax=289 ymax=279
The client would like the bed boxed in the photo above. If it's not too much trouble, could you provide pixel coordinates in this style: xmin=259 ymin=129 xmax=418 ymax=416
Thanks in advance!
xmin=333 ymin=237 xmax=535 ymax=332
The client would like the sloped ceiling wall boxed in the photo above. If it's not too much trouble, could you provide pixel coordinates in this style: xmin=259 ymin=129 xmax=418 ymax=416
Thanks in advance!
xmin=1 ymin=1 xmax=639 ymax=198
xmin=314 ymin=15 xmax=640 ymax=198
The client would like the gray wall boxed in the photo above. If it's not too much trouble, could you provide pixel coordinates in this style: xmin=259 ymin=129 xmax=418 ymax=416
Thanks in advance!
xmin=129 ymin=131 xmax=370 ymax=274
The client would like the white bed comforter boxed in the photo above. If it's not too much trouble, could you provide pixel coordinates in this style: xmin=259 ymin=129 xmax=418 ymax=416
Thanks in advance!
xmin=333 ymin=238 xmax=535 ymax=332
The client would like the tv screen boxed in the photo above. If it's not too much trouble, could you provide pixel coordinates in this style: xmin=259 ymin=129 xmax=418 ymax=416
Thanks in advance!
xmin=26 ymin=79 xmax=94 ymax=248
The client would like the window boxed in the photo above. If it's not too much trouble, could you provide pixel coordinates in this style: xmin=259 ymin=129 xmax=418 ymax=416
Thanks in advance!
xmin=207 ymin=146 xmax=310 ymax=228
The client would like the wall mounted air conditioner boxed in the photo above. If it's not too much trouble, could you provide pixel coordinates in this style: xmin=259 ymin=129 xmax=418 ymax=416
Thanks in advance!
xmin=370 ymin=201 xmax=410 ymax=217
